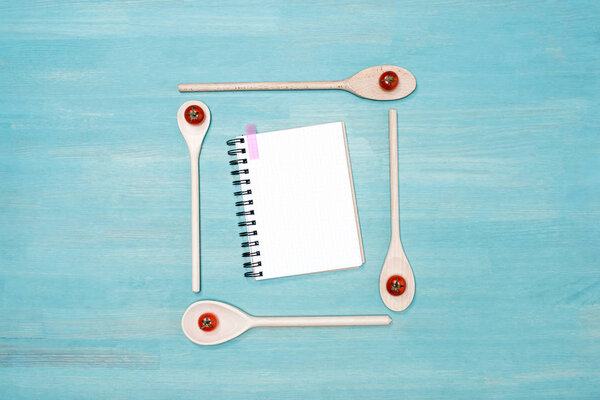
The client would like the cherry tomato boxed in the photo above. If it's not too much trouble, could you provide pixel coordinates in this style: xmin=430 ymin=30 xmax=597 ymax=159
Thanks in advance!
xmin=379 ymin=71 xmax=399 ymax=91
xmin=386 ymin=275 xmax=406 ymax=296
xmin=184 ymin=105 xmax=205 ymax=125
xmin=198 ymin=312 xmax=218 ymax=331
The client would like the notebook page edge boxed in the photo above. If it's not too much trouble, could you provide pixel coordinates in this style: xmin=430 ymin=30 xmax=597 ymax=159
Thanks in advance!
xmin=340 ymin=122 xmax=365 ymax=265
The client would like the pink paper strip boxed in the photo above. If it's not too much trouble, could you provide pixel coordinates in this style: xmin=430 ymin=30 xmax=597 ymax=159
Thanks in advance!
xmin=245 ymin=124 xmax=259 ymax=160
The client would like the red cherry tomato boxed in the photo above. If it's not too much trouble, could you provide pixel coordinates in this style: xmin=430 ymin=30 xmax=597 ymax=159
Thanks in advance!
xmin=386 ymin=275 xmax=406 ymax=296
xmin=184 ymin=105 xmax=205 ymax=125
xmin=198 ymin=312 xmax=218 ymax=331
xmin=379 ymin=71 xmax=399 ymax=91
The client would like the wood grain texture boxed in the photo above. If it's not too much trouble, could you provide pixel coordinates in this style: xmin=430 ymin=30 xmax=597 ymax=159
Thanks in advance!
xmin=182 ymin=300 xmax=391 ymax=346
xmin=179 ymin=65 xmax=417 ymax=100
xmin=1 ymin=0 xmax=599 ymax=398
xmin=380 ymin=109 xmax=416 ymax=311
xmin=177 ymin=100 xmax=212 ymax=293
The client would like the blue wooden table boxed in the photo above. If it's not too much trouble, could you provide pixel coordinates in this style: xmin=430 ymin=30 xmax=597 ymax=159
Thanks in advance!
xmin=1 ymin=1 xmax=599 ymax=398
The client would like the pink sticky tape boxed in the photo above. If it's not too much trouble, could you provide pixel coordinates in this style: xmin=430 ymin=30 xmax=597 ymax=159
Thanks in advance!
xmin=245 ymin=124 xmax=259 ymax=160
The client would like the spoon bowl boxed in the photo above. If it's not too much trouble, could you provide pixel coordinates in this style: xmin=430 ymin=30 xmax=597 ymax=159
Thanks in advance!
xmin=182 ymin=301 xmax=252 ymax=345
xmin=177 ymin=101 xmax=211 ymax=293
xmin=178 ymin=65 xmax=416 ymax=101
xmin=181 ymin=300 xmax=391 ymax=346
xmin=177 ymin=100 xmax=211 ymax=151
xmin=344 ymin=65 xmax=416 ymax=100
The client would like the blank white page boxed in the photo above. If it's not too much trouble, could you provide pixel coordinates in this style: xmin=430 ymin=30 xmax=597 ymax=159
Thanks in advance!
xmin=235 ymin=122 xmax=364 ymax=280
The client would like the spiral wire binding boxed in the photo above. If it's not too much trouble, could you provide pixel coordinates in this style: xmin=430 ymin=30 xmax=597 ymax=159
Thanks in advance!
xmin=227 ymin=137 xmax=263 ymax=278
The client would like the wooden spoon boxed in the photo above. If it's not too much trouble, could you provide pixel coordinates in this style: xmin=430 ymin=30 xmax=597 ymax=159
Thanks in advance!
xmin=178 ymin=65 xmax=416 ymax=101
xmin=379 ymin=109 xmax=415 ymax=311
xmin=177 ymin=101 xmax=211 ymax=293
xmin=181 ymin=300 xmax=391 ymax=346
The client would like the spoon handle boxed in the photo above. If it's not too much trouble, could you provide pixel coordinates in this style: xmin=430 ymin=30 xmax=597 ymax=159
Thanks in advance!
xmin=252 ymin=315 xmax=391 ymax=327
xmin=190 ymin=154 xmax=200 ymax=293
xmin=389 ymin=109 xmax=400 ymax=238
xmin=178 ymin=80 xmax=344 ymax=92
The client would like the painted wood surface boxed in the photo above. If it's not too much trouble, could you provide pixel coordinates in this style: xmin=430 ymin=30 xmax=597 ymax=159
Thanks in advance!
xmin=1 ymin=1 xmax=599 ymax=398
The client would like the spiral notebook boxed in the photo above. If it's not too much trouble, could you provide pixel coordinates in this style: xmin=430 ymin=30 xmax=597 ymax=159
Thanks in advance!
xmin=227 ymin=121 xmax=364 ymax=280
